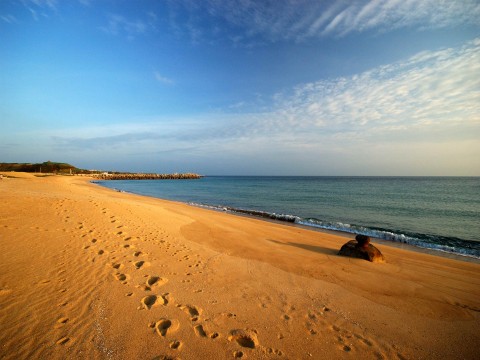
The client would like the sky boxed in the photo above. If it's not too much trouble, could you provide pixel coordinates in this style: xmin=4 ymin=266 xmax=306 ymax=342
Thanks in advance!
xmin=1 ymin=0 xmax=479 ymax=175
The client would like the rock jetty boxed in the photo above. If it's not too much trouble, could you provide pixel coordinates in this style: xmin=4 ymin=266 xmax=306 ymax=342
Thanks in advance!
xmin=93 ymin=173 xmax=202 ymax=180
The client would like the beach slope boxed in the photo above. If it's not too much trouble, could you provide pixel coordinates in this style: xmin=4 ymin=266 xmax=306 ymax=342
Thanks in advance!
xmin=1 ymin=173 xmax=479 ymax=359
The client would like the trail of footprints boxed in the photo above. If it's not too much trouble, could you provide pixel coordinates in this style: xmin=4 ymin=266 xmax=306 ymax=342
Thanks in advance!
xmin=64 ymin=202 xmax=393 ymax=359
xmin=81 ymin=205 xmax=274 ymax=358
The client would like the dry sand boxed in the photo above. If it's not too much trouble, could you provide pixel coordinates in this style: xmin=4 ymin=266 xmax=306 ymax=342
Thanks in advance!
xmin=0 ymin=173 xmax=479 ymax=360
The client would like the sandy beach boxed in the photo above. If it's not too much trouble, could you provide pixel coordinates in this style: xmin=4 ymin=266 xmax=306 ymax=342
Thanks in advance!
xmin=1 ymin=173 xmax=479 ymax=360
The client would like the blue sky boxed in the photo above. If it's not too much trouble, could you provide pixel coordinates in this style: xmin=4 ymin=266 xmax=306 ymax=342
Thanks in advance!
xmin=1 ymin=0 xmax=479 ymax=175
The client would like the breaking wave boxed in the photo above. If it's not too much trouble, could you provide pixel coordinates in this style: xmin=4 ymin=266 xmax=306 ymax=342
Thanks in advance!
xmin=189 ymin=202 xmax=480 ymax=259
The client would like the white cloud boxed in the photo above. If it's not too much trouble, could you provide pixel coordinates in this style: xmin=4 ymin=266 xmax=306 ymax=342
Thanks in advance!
xmin=268 ymin=38 xmax=480 ymax=141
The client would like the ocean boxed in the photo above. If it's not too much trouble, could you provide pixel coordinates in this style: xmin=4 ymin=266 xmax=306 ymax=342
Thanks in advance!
xmin=94 ymin=176 xmax=480 ymax=259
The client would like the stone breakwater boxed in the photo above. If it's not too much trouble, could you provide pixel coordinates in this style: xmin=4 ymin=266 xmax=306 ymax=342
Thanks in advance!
xmin=92 ymin=173 xmax=202 ymax=180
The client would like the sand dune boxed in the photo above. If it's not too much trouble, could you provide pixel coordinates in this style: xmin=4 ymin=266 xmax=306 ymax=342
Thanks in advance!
xmin=0 ymin=173 xmax=479 ymax=359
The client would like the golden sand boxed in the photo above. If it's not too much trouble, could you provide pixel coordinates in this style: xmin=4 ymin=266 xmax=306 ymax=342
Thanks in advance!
xmin=0 ymin=173 xmax=479 ymax=359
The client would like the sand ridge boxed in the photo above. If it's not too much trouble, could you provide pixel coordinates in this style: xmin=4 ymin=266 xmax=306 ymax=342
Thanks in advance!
xmin=0 ymin=173 xmax=479 ymax=359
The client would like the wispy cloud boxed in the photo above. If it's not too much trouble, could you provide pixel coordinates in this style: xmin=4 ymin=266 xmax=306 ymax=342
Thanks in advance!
xmin=1 ymin=14 xmax=17 ymax=24
xmin=100 ymin=13 xmax=153 ymax=40
xmin=168 ymin=0 xmax=480 ymax=43
xmin=317 ymin=0 xmax=480 ymax=37
xmin=6 ymin=0 xmax=97 ymax=23
xmin=26 ymin=0 xmax=57 ymax=10
xmin=268 ymin=38 xmax=480 ymax=140
xmin=154 ymin=71 xmax=174 ymax=85
xmin=18 ymin=0 xmax=58 ymax=21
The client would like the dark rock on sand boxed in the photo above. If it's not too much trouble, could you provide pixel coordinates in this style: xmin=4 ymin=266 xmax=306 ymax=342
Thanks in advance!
xmin=338 ymin=235 xmax=385 ymax=263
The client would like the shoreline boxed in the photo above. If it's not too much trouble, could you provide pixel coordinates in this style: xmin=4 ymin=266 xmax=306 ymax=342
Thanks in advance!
xmin=1 ymin=173 xmax=479 ymax=359
xmin=192 ymin=201 xmax=480 ymax=264
xmin=92 ymin=178 xmax=480 ymax=264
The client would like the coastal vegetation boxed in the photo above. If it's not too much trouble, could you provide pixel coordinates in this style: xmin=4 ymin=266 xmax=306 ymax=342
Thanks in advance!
xmin=0 ymin=161 xmax=202 ymax=179
xmin=0 ymin=161 xmax=77 ymax=174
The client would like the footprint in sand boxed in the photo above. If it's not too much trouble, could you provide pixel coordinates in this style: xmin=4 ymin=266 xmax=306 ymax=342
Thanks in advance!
xmin=140 ymin=294 xmax=168 ymax=309
xmin=141 ymin=295 xmax=158 ymax=309
xmin=154 ymin=318 xmax=179 ymax=337
xmin=148 ymin=276 xmax=168 ymax=287
xmin=115 ymin=273 xmax=128 ymax=283
xmin=228 ymin=329 xmax=259 ymax=349
xmin=134 ymin=261 xmax=150 ymax=269
xmin=111 ymin=262 xmax=122 ymax=270
xmin=169 ymin=340 xmax=182 ymax=350
xmin=179 ymin=304 xmax=201 ymax=321
xmin=193 ymin=324 xmax=207 ymax=337
xmin=138 ymin=276 xmax=168 ymax=291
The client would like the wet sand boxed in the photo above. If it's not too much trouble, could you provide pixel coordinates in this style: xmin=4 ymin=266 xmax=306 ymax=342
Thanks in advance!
xmin=1 ymin=173 xmax=479 ymax=359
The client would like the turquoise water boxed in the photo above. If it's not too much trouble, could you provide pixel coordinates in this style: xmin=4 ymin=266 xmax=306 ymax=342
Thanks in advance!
xmin=95 ymin=176 xmax=480 ymax=258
